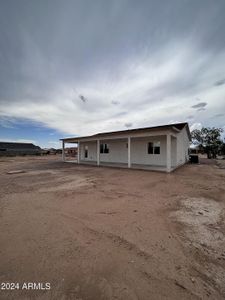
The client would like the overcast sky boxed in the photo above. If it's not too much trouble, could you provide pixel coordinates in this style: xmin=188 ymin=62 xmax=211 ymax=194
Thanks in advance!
xmin=0 ymin=0 xmax=225 ymax=147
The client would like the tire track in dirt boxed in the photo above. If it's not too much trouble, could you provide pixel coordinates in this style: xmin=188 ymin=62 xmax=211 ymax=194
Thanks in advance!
xmin=46 ymin=209 xmax=200 ymax=299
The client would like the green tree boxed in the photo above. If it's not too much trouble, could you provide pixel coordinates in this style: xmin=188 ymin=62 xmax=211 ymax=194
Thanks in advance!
xmin=191 ymin=127 xmax=223 ymax=159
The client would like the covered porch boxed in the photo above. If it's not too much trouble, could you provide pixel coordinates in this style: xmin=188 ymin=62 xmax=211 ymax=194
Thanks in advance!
xmin=61 ymin=132 xmax=178 ymax=173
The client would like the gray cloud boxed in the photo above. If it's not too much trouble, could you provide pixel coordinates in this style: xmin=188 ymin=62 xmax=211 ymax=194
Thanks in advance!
xmin=0 ymin=0 xmax=225 ymax=135
xmin=125 ymin=122 xmax=133 ymax=128
xmin=191 ymin=102 xmax=207 ymax=109
xmin=186 ymin=115 xmax=194 ymax=120
xmin=213 ymin=113 xmax=224 ymax=118
xmin=214 ymin=79 xmax=225 ymax=86
xmin=113 ymin=111 xmax=127 ymax=117
xmin=79 ymin=95 xmax=87 ymax=103
xmin=111 ymin=100 xmax=120 ymax=105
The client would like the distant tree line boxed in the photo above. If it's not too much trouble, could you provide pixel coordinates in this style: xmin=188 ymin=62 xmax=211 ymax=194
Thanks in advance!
xmin=191 ymin=127 xmax=225 ymax=159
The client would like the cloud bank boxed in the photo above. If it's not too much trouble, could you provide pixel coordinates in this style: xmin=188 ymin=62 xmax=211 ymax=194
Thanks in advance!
xmin=0 ymin=0 xmax=225 ymax=137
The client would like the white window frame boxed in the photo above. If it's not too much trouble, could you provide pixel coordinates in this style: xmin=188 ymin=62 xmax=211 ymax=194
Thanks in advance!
xmin=100 ymin=143 xmax=109 ymax=154
xmin=147 ymin=141 xmax=160 ymax=155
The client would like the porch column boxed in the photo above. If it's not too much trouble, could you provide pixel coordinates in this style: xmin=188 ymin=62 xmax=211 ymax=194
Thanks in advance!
xmin=97 ymin=139 xmax=100 ymax=166
xmin=166 ymin=134 xmax=171 ymax=172
xmin=77 ymin=141 xmax=80 ymax=164
xmin=128 ymin=137 xmax=131 ymax=168
xmin=62 ymin=140 xmax=65 ymax=162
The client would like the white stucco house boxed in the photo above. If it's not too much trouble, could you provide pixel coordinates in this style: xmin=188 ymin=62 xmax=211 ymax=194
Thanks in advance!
xmin=60 ymin=122 xmax=191 ymax=172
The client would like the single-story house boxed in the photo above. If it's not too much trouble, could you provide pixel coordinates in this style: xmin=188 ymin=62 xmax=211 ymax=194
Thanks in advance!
xmin=0 ymin=142 xmax=41 ymax=156
xmin=60 ymin=122 xmax=191 ymax=172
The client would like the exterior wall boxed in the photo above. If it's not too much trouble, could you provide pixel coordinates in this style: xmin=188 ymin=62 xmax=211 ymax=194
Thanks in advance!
xmin=131 ymin=136 xmax=167 ymax=166
xmin=80 ymin=141 xmax=97 ymax=161
xmin=80 ymin=137 xmax=168 ymax=166
xmin=78 ymin=128 xmax=190 ymax=170
xmin=100 ymin=139 xmax=128 ymax=163
xmin=171 ymin=136 xmax=177 ymax=167
xmin=176 ymin=127 xmax=190 ymax=166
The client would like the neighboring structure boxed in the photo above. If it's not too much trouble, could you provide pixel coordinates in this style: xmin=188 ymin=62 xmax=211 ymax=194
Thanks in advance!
xmin=60 ymin=122 xmax=191 ymax=172
xmin=190 ymin=144 xmax=204 ymax=154
xmin=42 ymin=148 xmax=62 ymax=155
xmin=0 ymin=142 xmax=41 ymax=156
xmin=65 ymin=147 xmax=77 ymax=156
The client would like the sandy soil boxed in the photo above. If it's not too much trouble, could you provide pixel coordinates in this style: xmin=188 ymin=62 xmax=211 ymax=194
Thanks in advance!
xmin=0 ymin=156 xmax=225 ymax=300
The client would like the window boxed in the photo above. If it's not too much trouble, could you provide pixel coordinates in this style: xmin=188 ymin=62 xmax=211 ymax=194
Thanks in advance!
xmin=148 ymin=142 xmax=154 ymax=154
xmin=84 ymin=145 xmax=88 ymax=158
xmin=148 ymin=141 xmax=160 ymax=154
xmin=154 ymin=141 xmax=160 ymax=154
xmin=100 ymin=143 xmax=109 ymax=154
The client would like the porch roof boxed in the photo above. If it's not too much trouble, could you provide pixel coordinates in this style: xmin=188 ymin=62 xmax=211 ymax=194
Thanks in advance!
xmin=60 ymin=122 xmax=191 ymax=143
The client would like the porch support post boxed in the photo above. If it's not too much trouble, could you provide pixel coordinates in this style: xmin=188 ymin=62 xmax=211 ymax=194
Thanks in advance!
xmin=166 ymin=134 xmax=171 ymax=172
xmin=77 ymin=141 xmax=80 ymax=164
xmin=97 ymin=139 xmax=100 ymax=166
xmin=62 ymin=140 xmax=65 ymax=162
xmin=128 ymin=136 xmax=131 ymax=168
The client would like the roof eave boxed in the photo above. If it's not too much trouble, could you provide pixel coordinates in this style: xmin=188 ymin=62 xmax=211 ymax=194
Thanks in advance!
xmin=60 ymin=122 xmax=191 ymax=142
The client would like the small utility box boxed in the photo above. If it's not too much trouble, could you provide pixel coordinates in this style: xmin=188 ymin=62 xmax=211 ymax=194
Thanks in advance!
xmin=189 ymin=154 xmax=199 ymax=164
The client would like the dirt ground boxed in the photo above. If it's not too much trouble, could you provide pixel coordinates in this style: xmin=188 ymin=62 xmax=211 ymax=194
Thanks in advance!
xmin=0 ymin=156 xmax=225 ymax=300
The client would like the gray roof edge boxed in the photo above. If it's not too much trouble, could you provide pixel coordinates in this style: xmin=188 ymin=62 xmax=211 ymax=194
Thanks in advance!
xmin=60 ymin=122 xmax=190 ymax=142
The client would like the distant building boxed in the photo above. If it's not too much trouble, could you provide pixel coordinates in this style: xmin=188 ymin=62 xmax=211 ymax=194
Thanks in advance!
xmin=42 ymin=148 xmax=62 ymax=155
xmin=0 ymin=142 xmax=41 ymax=156
xmin=65 ymin=147 xmax=77 ymax=156
xmin=190 ymin=144 xmax=204 ymax=154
